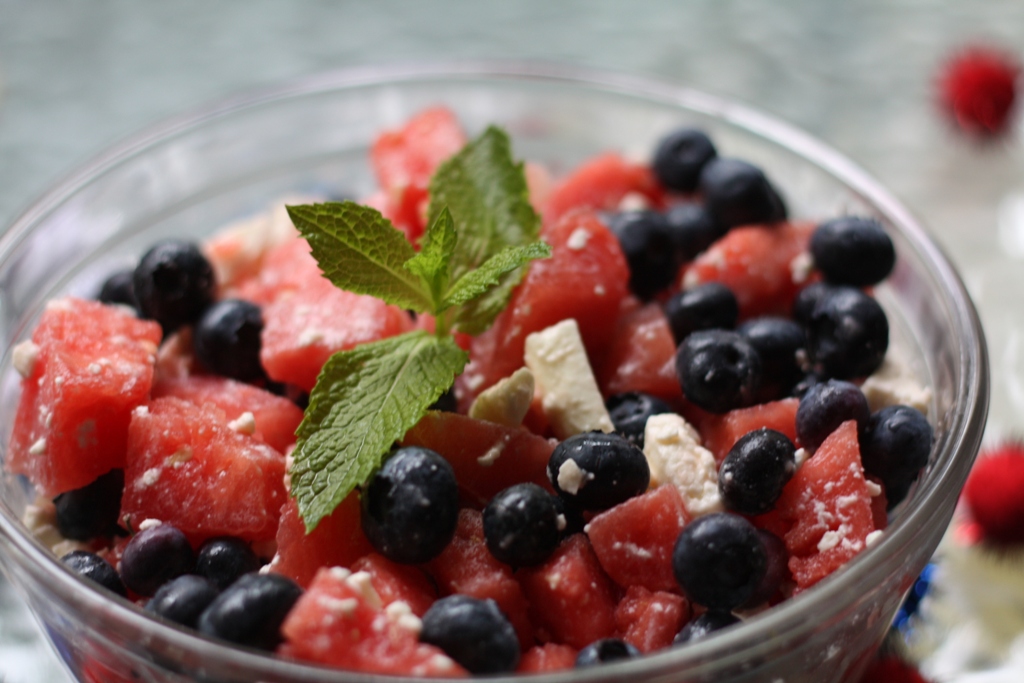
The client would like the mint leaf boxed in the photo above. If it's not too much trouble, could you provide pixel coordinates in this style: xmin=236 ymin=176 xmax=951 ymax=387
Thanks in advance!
xmin=291 ymin=331 xmax=468 ymax=532
xmin=428 ymin=126 xmax=541 ymax=285
xmin=442 ymin=241 xmax=552 ymax=311
xmin=288 ymin=202 xmax=434 ymax=313
xmin=405 ymin=207 xmax=456 ymax=308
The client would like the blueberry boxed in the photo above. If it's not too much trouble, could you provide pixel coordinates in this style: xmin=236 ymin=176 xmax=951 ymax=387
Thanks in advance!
xmin=790 ymin=372 xmax=823 ymax=399
xmin=547 ymin=431 xmax=650 ymax=511
xmin=665 ymin=203 xmax=720 ymax=262
xmin=575 ymin=638 xmax=641 ymax=667
xmin=54 ymin=469 xmax=124 ymax=540
xmin=551 ymin=495 xmax=587 ymax=539
xmin=133 ymin=240 xmax=215 ymax=332
xmin=672 ymin=512 xmax=766 ymax=610
xmin=806 ymin=286 xmax=889 ymax=379
xmin=738 ymin=317 xmax=807 ymax=401
xmin=673 ymin=611 xmax=740 ymax=645
xmin=145 ymin=575 xmax=220 ymax=628
xmin=796 ymin=379 xmax=871 ymax=452
xmin=419 ymin=595 xmax=520 ymax=674
xmin=861 ymin=405 xmax=933 ymax=509
xmin=483 ymin=484 xmax=561 ymax=567
xmin=652 ymin=128 xmax=717 ymax=193
xmin=664 ymin=282 xmax=739 ymax=344
xmin=792 ymin=281 xmax=836 ymax=326
xmin=699 ymin=158 xmax=786 ymax=231
xmin=197 ymin=573 xmax=303 ymax=651
xmin=719 ymin=428 xmax=797 ymax=515
xmin=608 ymin=210 xmax=679 ymax=300
xmin=361 ymin=446 xmax=459 ymax=564
xmin=741 ymin=530 xmax=789 ymax=609
xmin=676 ymin=329 xmax=762 ymax=414
xmin=193 ymin=299 xmax=265 ymax=382
xmin=195 ymin=537 xmax=261 ymax=591
xmin=61 ymin=550 xmax=126 ymax=597
xmin=97 ymin=269 xmax=139 ymax=310
xmin=810 ymin=216 xmax=895 ymax=287
xmin=606 ymin=392 xmax=673 ymax=449
xmin=120 ymin=524 xmax=195 ymax=597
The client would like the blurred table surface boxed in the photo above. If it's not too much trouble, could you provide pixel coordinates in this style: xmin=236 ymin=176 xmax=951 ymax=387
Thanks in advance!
xmin=2 ymin=1 xmax=1024 ymax=681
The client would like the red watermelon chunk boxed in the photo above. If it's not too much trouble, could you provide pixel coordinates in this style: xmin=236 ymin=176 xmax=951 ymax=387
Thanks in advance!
xmin=775 ymin=420 xmax=878 ymax=592
xmin=700 ymin=398 xmax=800 ymax=466
xmin=597 ymin=299 xmax=683 ymax=402
xmin=679 ymin=221 xmax=814 ymax=320
xmin=615 ymin=585 xmax=689 ymax=653
xmin=517 ymin=644 xmax=578 ymax=673
xmin=152 ymin=376 xmax=303 ymax=454
xmin=228 ymin=236 xmax=319 ymax=306
xmin=121 ymin=397 xmax=286 ymax=543
xmin=352 ymin=553 xmax=437 ymax=618
xmin=9 ymin=298 xmax=162 ymax=496
xmin=279 ymin=566 xmax=465 ymax=677
xmin=586 ymin=484 xmax=689 ymax=592
xmin=542 ymin=153 xmax=664 ymax=226
xmin=426 ymin=509 xmax=533 ymax=650
xmin=270 ymin=493 xmax=373 ymax=589
xmin=457 ymin=210 xmax=630 ymax=408
xmin=401 ymin=412 xmax=555 ymax=507
xmin=517 ymin=534 xmax=618 ymax=649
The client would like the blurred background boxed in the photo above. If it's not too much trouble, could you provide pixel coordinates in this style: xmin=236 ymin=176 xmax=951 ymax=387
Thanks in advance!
xmin=1 ymin=1 xmax=1023 ymax=680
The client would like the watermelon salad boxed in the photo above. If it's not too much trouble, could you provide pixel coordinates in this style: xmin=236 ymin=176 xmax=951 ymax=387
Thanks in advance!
xmin=6 ymin=106 xmax=935 ymax=677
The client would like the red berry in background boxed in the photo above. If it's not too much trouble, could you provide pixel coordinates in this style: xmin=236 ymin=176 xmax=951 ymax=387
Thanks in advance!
xmin=938 ymin=46 xmax=1020 ymax=137
xmin=962 ymin=441 xmax=1024 ymax=545
xmin=859 ymin=656 xmax=931 ymax=683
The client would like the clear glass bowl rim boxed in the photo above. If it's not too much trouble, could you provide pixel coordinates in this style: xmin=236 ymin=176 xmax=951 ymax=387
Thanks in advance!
xmin=0 ymin=61 xmax=989 ymax=682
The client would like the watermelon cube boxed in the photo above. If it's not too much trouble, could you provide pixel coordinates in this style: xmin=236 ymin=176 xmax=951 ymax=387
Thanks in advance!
xmin=615 ymin=585 xmax=689 ymax=653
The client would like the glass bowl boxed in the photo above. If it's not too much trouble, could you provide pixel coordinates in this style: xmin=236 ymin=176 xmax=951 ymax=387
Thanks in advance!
xmin=0 ymin=62 xmax=988 ymax=683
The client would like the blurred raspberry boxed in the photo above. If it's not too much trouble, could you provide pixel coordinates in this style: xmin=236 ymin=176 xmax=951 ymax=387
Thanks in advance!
xmin=939 ymin=46 xmax=1020 ymax=136
xmin=859 ymin=656 xmax=930 ymax=683
xmin=962 ymin=440 xmax=1024 ymax=544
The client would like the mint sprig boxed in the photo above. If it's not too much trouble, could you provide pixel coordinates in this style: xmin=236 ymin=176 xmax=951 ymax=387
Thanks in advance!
xmin=287 ymin=126 xmax=551 ymax=532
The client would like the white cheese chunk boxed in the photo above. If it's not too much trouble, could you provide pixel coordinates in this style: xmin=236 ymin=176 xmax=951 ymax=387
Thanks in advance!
xmin=643 ymin=413 xmax=724 ymax=518
xmin=860 ymin=353 xmax=932 ymax=415
xmin=468 ymin=367 xmax=535 ymax=427
xmin=227 ymin=411 xmax=257 ymax=435
xmin=12 ymin=340 xmax=39 ymax=378
xmin=524 ymin=319 xmax=613 ymax=439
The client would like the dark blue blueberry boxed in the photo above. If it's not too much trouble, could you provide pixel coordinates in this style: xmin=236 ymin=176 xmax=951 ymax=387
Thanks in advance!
xmin=673 ymin=611 xmax=741 ymax=645
xmin=738 ymin=316 xmax=808 ymax=401
xmin=193 ymin=299 xmax=265 ymax=382
xmin=664 ymin=282 xmax=739 ymax=343
xmin=575 ymin=638 xmax=641 ymax=667
xmin=54 ymin=469 xmax=124 ymax=540
xmin=893 ymin=563 xmax=935 ymax=631
xmin=606 ymin=392 xmax=673 ymax=449
xmin=806 ymin=286 xmax=889 ymax=379
xmin=652 ymin=128 xmax=717 ymax=193
xmin=699 ymin=158 xmax=786 ymax=231
xmin=133 ymin=240 xmax=215 ymax=333
xmin=792 ymin=281 xmax=837 ymax=326
xmin=665 ymin=203 xmax=721 ymax=262
xmin=547 ymin=431 xmax=650 ymax=511
xmin=796 ymin=379 xmax=871 ymax=452
xmin=740 ymin=530 xmax=789 ymax=609
xmin=810 ymin=216 xmax=895 ymax=287
xmin=676 ymin=329 xmax=762 ymax=414
xmin=61 ymin=550 xmax=126 ymax=597
xmin=361 ymin=446 xmax=459 ymax=564
xmin=719 ymin=428 xmax=797 ymax=515
xmin=608 ymin=210 xmax=680 ymax=300
xmin=195 ymin=537 xmax=261 ymax=591
xmin=551 ymin=495 xmax=587 ymax=539
xmin=861 ymin=405 xmax=933 ymax=509
xmin=120 ymin=524 xmax=195 ymax=597
xmin=672 ymin=512 xmax=766 ymax=610
xmin=419 ymin=595 xmax=520 ymax=674
xmin=790 ymin=372 xmax=823 ymax=399
xmin=97 ymin=269 xmax=139 ymax=310
xmin=145 ymin=575 xmax=220 ymax=628
xmin=483 ymin=483 xmax=561 ymax=567
xmin=197 ymin=573 xmax=303 ymax=651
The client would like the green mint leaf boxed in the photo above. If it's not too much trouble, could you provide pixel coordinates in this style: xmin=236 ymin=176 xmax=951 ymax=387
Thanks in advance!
xmin=405 ymin=206 xmax=456 ymax=308
xmin=428 ymin=126 xmax=541 ymax=286
xmin=287 ymin=201 xmax=434 ymax=313
xmin=442 ymin=241 xmax=552 ymax=311
xmin=290 ymin=331 xmax=468 ymax=532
